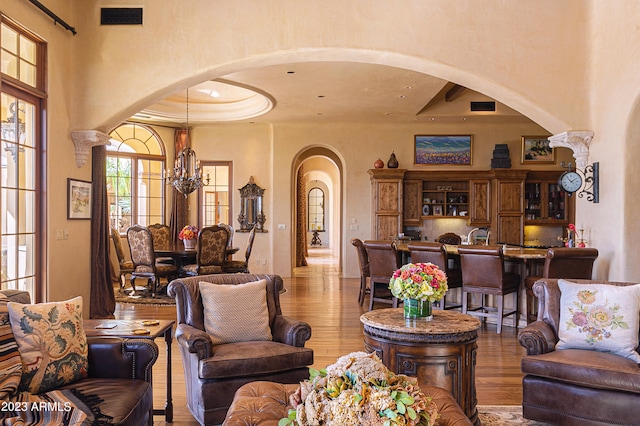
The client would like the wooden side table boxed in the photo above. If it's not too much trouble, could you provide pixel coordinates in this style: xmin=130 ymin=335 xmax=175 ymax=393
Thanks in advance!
xmin=360 ymin=309 xmax=481 ymax=426
xmin=84 ymin=319 xmax=175 ymax=422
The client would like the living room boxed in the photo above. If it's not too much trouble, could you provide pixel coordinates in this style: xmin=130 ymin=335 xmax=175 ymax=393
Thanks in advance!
xmin=2 ymin=1 xmax=640 ymax=425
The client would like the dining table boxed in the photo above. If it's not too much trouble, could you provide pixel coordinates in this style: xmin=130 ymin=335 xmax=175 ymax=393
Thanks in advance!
xmin=154 ymin=243 xmax=239 ymax=276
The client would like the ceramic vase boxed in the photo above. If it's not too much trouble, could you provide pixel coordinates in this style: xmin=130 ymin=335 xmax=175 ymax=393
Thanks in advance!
xmin=374 ymin=158 xmax=384 ymax=168
xmin=387 ymin=151 xmax=399 ymax=168
xmin=183 ymin=239 xmax=196 ymax=250
xmin=403 ymin=298 xmax=432 ymax=320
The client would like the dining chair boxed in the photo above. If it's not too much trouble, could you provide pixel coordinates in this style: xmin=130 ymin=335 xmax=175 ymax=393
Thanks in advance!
xmin=524 ymin=247 xmax=598 ymax=323
xmin=351 ymin=238 xmax=370 ymax=306
xmin=110 ymin=227 xmax=134 ymax=291
xmin=183 ymin=225 xmax=229 ymax=276
xmin=407 ymin=241 xmax=463 ymax=310
xmin=218 ymin=222 xmax=235 ymax=257
xmin=148 ymin=223 xmax=175 ymax=264
xmin=363 ymin=240 xmax=402 ymax=311
xmin=126 ymin=224 xmax=179 ymax=296
xmin=222 ymin=224 xmax=256 ymax=273
xmin=458 ymin=245 xmax=520 ymax=334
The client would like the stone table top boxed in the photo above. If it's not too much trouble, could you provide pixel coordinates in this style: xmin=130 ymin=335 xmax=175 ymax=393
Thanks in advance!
xmin=360 ymin=309 xmax=481 ymax=344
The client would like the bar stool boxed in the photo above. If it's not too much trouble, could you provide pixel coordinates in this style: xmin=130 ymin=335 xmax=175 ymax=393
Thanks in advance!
xmin=407 ymin=242 xmax=463 ymax=310
xmin=363 ymin=240 xmax=402 ymax=311
xmin=351 ymin=238 xmax=370 ymax=306
xmin=525 ymin=247 xmax=598 ymax=323
xmin=458 ymin=245 xmax=520 ymax=334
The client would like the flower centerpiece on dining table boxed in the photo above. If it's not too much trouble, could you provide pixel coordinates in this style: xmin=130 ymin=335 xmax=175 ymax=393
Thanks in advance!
xmin=179 ymin=225 xmax=199 ymax=249
xmin=389 ymin=263 xmax=448 ymax=320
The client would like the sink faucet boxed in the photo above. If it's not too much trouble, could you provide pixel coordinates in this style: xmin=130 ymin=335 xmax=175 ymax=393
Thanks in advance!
xmin=467 ymin=228 xmax=480 ymax=244
xmin=485 ymin=231 xmax=491 ymax=246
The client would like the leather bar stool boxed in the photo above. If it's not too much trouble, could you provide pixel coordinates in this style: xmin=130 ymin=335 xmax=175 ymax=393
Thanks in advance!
xmin=363 ymin=240 xmax=402 ymax=311
xmin=458 ymin=245 xmax=520 ymax=334
xmin=524 ymin=247 xmax=598 ymax=323
xmin=408 ymin=241 xmax=463 ymax=310
xmin=351 ymin=238 xmax=370 ymax=306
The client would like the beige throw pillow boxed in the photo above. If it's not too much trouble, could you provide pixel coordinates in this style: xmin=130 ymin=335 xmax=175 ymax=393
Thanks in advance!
xmin=557 ymin=279 xmax=640 ymax=362
xmin=199 ymin=279 xmax=272 ymax=345
xmin=7 ymin=296 xmax=88 ymax=393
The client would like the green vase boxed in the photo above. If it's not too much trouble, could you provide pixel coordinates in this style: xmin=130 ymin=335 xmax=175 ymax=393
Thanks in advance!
xmin=403 ymin=298 xmax=433 ymax=320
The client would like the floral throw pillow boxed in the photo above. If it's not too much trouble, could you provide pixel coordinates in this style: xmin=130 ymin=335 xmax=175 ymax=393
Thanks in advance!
xmin=7 ymin=297 xmax=89 ymax=394
xmin=0 ymin=300 xmax=22 ymax=399
xmin=557 ymin=280 xmax=640 ymax=362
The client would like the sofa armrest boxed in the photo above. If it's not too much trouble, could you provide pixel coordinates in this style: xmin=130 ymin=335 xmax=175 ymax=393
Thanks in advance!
xmin=176 ymin=323 xmax=213 ymax=359
xmin=272 ymin=315 xmax=312 ymax=347
xmin=87 ymin=337 xmax=158 ymax=382
xmin=517 ymin=320 xmax=557 ymax=355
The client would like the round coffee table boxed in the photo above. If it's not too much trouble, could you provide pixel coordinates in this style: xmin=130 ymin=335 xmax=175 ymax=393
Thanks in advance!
xmin=360 ymin=309 xmax=481 ymax=425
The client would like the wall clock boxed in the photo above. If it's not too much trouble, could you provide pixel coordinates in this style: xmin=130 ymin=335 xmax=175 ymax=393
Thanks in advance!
xmin=558 ymin=170 xmax=583 ymax=194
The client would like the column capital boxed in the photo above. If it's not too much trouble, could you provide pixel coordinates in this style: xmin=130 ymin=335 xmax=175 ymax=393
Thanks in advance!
xmin=70 ymin=130 xmax=111 ymax=167
xmin=548 ymin=130 xmax=594 ymax=169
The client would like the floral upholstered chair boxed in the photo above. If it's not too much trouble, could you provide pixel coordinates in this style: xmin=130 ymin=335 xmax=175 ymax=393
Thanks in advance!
xmin=148 ymin=223 xmax=174 ymax=264
xmin=222 ymin=224 xmax=256 ymax=274
xmin=126 ymin=225 xmax=178 ymax=296
xmin=110 ymin=227 xmax=134 ymax=291
xmin=183 ymin=225 xmax=229 ymax=276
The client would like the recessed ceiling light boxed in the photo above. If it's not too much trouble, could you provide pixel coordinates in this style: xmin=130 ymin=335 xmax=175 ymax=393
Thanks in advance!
xmin=405 ymin=85 xmax=413 ymax=89
xmin=399 ymin=95 xmax=406 ymax=99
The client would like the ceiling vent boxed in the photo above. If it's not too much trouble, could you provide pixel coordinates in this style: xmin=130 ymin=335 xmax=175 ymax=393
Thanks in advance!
xmin=100 ymin=8 xmax=143 ymax=25
xmin=470 ymin=101 xmax=496 ymax=112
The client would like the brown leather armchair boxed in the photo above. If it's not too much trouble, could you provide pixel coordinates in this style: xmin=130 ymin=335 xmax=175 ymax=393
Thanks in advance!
xmin=518 ymin=278 xmax=640 ymax=426
xmin=167 ymin=274 xmax=313 ymax=425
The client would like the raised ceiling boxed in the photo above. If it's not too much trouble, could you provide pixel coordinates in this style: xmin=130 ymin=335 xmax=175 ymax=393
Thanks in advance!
xmin=133 ymin=62 xmax=535 ymax=126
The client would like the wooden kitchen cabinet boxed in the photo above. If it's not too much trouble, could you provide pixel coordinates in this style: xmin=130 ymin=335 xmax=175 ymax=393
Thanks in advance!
xmin=493 ymin=170 xmax=527 ymax=246
xmin=369 ymin=169 xmax=405 ymax=239
xmin=403 ymin=179 xmax=422 ymax=225
xmin=469 ymin=179 xmax=491 ymax=226
xmin=524 ymin=171 xmax=573 ymax=225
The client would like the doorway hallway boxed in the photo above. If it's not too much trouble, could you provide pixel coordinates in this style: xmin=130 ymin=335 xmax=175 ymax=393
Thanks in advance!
xmin=293 ymin=246 xmax=340 ymax=277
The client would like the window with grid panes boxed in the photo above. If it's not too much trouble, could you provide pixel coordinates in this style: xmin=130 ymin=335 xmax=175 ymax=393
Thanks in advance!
xmin=200 ymin=162 xmax=231 ymax=227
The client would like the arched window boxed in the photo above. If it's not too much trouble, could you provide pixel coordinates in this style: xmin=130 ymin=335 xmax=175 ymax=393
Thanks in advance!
xmin=308 ymin=187 xmax=324 ymax=231
xmin=107 ymin=123 xmax=166 ymax=232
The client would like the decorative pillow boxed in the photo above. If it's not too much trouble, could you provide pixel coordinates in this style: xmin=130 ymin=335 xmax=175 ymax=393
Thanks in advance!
xmin=199 ymin=279 xmax=272 ymax=345
xmin=557 ymin=279 xmax=640 ymax=362
xmin=0 ymin=301 xmax=22 ymax=399
xmin=7 ymin=297 xmax=88 ymax=394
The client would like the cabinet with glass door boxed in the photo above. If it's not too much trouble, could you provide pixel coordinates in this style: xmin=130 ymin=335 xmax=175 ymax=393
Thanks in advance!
xmin=524 ymin=171 xmax=572 ymax=225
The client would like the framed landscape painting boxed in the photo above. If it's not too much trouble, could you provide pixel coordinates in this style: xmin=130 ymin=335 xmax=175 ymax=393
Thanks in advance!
xmin=414 ymin=135 xmax=472 ymax=165
xmin=67 ymin=178 xmax=92 ymax=220
xmin=521 ymin=135 xmax=555 ymax=164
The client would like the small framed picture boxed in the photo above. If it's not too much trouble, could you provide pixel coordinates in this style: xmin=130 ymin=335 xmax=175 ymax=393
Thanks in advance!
xmin=432 ymin=205 xmax=443 ymax=216
xmin=415 ymin=135 xmax=472 ymax=165
xmin=521 ymin=135 xmax=555 ymax=164
xmin=67 ymin=178 xmax=92 ymax=220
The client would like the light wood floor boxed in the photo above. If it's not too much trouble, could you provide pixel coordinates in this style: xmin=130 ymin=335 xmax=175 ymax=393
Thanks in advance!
xmin=114 ymin=248 xmax=526 ymax=425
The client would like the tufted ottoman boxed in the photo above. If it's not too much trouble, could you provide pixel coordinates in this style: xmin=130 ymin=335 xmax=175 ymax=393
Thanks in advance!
xmin=223 ymin=380 xmax=473 ymax=426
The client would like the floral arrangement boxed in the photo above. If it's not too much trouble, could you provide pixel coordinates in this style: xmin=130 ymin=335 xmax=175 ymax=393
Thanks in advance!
xmin=280 ymin=351 xmax=438 ymax=426
xmin=388 ymin=263 xmax=448 ymax=302
xmin=179 ymin=225 xmax=198 ymax=240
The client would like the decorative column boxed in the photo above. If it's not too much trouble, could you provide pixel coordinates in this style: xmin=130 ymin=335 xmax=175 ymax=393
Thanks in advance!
xmin=70 ymin=130 xmax=111 ymax=167
xmin=548 ymin=130 xmax=594 ymax=169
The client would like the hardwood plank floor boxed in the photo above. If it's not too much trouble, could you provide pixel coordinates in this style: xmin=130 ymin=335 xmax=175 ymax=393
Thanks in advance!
xmin=114 ymin=248 xmax=526 ymax=425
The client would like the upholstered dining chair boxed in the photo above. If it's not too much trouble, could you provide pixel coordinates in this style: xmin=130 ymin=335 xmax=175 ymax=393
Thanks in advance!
xmin=458 ymin=245 xmax=520 ymax=334
xmin=222 ymin=224 xmax=256 ymax=273
xmin=408 ymin=241 xmax=463 ymax=310
xmin=126 ymin=224 xmax=179 ymax=296
xmin=148 ymin=223 xmax=175 ymax=264
xmin=363 ymin=240 xmax=402 ymax=311
xmin=166 ymin=274 xmax=313 ymax=425
xmin=183 ymin=225 xmax=229 ymax=276
xmin=524 ymin=247 xmax=598 ymax=323
xmin=351 ymin=238 xmax=370 ymax=306
xmin=218 ymin=222 xmax=235 ymax=255
xmin=110 ymin=227 xmax=134 ymax=291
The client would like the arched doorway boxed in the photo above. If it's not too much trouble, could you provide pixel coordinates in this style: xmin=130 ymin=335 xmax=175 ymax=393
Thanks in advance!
xmin=292 ymin=147 xmax=343 ymax=273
